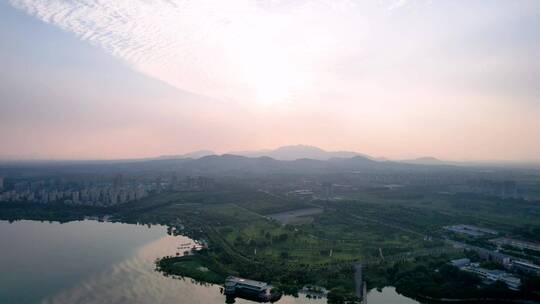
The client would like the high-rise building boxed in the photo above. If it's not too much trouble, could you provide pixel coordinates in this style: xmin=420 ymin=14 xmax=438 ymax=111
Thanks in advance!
xmin=322 ymin=182 xmax=333 ymax=199
xmin=113 ymin=174 xmax=124 ymax=188
xmin=0 ymin=176 xmax=4 ymax=191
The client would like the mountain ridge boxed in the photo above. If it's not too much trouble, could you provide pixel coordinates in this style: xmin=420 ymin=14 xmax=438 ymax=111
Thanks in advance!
xmin=227 ymin=144 xmax=377 ymax=161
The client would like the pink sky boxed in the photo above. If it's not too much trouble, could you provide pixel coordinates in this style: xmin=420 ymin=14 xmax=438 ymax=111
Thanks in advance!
xmin=1 ymin=0 xmax=539 ymax=161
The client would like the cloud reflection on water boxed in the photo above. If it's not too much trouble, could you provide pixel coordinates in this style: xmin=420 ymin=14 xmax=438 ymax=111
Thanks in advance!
xmin=43 ymin=234 xmax=325 ymax=304
xmin=42 ymin=234 xmax=226 ymax=304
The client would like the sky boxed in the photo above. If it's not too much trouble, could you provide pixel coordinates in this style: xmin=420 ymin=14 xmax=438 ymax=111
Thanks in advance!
xmin=0 ymin=0 xmax=539 ymax=161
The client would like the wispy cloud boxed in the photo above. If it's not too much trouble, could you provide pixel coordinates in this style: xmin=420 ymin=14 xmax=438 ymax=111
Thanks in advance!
xmin=387 ymin=0 xmax=408 ymax=11
xmin=9 ymin=0 xmax=423 ymax=105
xmin=9 ymin=1 xmax=355 ymax=103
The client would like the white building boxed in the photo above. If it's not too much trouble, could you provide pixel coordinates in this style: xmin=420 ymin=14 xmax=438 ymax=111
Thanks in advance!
xmin=463 ymin=266 xmax=521 ymax=290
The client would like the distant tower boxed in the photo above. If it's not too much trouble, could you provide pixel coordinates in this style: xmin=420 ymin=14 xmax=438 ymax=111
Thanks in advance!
xmin=322 ymin=182 xmax=333 ymax=199
xmin=0 ymin=176 xmax=4 ymax=191
xmin=156 ymin=176 xmax=163 ymax=193
xmin=363 ymin=281 xmax=367 ymax=304
xmin=113 ymin=174 xmax=124 ymax=189
xmin=171 ymin=174 xmax=179 ymax=190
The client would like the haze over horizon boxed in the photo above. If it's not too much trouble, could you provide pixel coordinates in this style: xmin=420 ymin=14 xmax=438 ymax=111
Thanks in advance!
xmin=1 ymin=144 xmax=539 ymax=164
xmin=1 ymin=0 xmax=539 ymax=162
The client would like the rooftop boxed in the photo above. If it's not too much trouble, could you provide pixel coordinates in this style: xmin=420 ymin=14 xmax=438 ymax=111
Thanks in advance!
xmin=444 ymin=224 xmax=498 ymax=237
xmin=226 ymin=276 xmax=269 ymax=289
xmin=450 ymin=258 xmax=470 ymax=267
xmin=513 ymin=260 xmax=540 ymax=270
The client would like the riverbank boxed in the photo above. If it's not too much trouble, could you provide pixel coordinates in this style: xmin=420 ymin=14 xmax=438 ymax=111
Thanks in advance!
xmin=417 ymin=294 xmax=540 ymax=304
xmin=364 ymin=254 xmax=540 ymax=304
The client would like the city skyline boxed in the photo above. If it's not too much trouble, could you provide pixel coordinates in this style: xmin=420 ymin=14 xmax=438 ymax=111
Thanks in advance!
xmin=1 ymin=0 xmax=539 ymax=161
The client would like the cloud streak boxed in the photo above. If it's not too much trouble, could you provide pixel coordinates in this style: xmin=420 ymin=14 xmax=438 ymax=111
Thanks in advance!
xmin=10 ymin=0 xmax=440 ymax=105
xmin=9 ymin=0 xmax=372 ymax=104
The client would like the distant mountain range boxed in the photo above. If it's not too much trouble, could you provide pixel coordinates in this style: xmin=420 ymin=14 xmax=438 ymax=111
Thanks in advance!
xmin=2 ymin=145 xmax=538 ymax=172
xmin=2 ymin=150 xmax=538 ymax=177
xmin=147 ymin=145 xmax=536 ymax=169
xmin=155 ymin=145 xmax=384 ymax=161
xmin=399 ymin=157 xmax=450 ymax=166
xmin=171 ymin=153 xmax=420 ymax=176
xmin=157 ymin=150 xmax=215 ymax=160
xmin=230 ymin=145 xmax=387 ymax=161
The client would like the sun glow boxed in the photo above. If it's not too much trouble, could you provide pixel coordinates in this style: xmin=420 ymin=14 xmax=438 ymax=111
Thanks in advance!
xmin=226 ymin=15 xmax=312 ymax=105
xmin=241 ymin=54 xmax=307 ymax=106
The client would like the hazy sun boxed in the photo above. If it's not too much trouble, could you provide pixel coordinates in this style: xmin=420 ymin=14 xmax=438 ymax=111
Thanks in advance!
xmin=226 ymin=15 xmax=312 ymax=106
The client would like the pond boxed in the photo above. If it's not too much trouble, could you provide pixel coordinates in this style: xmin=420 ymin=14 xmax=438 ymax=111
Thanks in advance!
xmin=0 ymin=220 xmax=419 ymax=304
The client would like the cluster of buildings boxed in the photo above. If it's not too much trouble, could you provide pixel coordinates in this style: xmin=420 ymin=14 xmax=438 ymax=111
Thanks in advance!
xmin=490 ymin=237 xmax=540 ymax=252
xmin=0 ymin=174 xmax=218 ymax=207
xmin=469 ymin=180 xmax=519 ymax=199
xmin=0 ymin=175 xmax=156 ymax=207
xmin=169 ymin=176 xmax=215 ymax=191
xmin=0 ymin=184 xmax=150 ymax=207
xmin=451 ymin=258 xmax=522 ymax=290
xmin=451 ymin=240 xmax=540 ymax=276
xmin=253 ymin=169 xmax=537 ymax=203
xmin=286 ymin=189 xmax=315 ymax=200
xmin=444 ymin=224 xmax=499 ymax=237
xmin=512 ymin=260 xmax=540 ymax=276
xmin=449 ymin=179 xmax=523 ymax=199
xmin=446 ymin=224 xmax=540 ymax=292
xmin=285 ymin=182 xmax=343 ymax=201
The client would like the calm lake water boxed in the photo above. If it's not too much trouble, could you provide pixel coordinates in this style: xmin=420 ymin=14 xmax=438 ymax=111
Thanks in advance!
xmin=0 ymin=220 xmax=418 ymax=304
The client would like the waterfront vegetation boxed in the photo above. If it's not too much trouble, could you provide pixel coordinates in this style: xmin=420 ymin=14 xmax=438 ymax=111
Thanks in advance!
xmin=365 ymin=253 xmax=540 ymax=302
xmin=157 ymin=255 xmax=225 ymax=284
xmin=2 ymin=186 xmax=540 ymax=303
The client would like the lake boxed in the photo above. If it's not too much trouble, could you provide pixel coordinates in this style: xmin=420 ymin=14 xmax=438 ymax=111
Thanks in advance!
xmin=0 ymin=220 xmax=419 ymax=304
